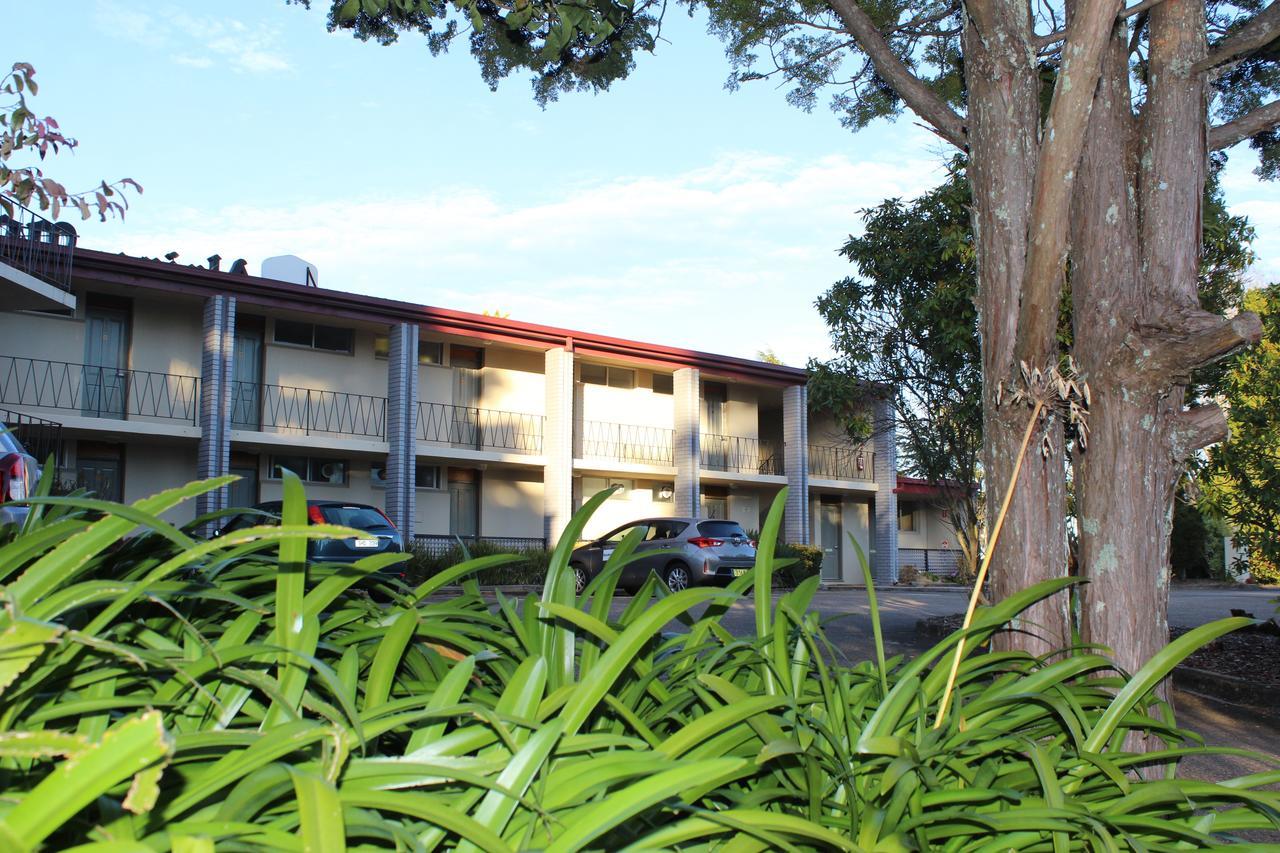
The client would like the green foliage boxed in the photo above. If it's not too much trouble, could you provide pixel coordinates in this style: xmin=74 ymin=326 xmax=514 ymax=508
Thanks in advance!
xmin=407 ymin=541 xmax=553 ymax=585
xmin=288 ymin=0 xmax=661 ymax=105
xmin=811 ymin=162 xmax=980 ymax=493
xmin=0 ymin=62 xmax=140 ymax=220
xmin=1202 ymin=283 xmax=1280 ymax=583
xmin=1 ymin=477 xmax=1278 ymax=847
xmin=774 ymin=541 xmax=822 ymax=586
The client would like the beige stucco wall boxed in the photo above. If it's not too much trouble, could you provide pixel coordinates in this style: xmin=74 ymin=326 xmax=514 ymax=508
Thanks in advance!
xmin=0 ymin=307 xmax=86 ymax=364
xmin=724 ymin=384 xmax=759 ymax=439
xmin=131 ymin=295 xmax=203 ymax=377
xmin=577 ymin=371 xmax=674 ymax=429
xmin=419 ymin=363 xmax=453 ymax=407
xmin=257 ymin=453 xmax=382 ymax=507
xmin=897 ymin=500 xmax=957 ymax=550
xmin=576 ymin=476 xmax=675 ymax=541
xmin=481 ymin=348 xmax=545 ymax=415
xmin=414 ymin=468 xmax=451 ymax=534
xmin=481 ymin=468 xmax=544 ymax=538
xmin=119 ymin=439 xmax=199 ymax=525
xmin=262 ymin=321 xmax=386 ymax=393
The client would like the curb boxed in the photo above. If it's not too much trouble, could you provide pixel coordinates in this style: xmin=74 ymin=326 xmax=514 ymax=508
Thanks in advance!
xmin=1172 ymin=665 xmax=1280 ymax=709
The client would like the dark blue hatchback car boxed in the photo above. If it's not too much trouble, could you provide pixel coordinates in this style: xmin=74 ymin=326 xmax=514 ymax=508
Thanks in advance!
xmin=217 ymin=500 xmax=405 ymax=567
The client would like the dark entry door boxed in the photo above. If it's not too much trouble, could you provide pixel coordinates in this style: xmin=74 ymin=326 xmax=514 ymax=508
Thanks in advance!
xmin=83 ymin=307 xmax=128 ymax=419
xmin=820 ymin=501 xmax=843 ymax=580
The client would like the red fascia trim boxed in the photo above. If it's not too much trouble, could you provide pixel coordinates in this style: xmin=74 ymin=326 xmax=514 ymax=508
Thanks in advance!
xmin=72 ymin=248 xmax=808 ymax=385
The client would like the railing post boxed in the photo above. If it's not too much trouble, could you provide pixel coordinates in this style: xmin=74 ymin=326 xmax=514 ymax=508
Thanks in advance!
xmin=305 ymin=389 xmax=312 ymax=436
xmin=474 ymin=407 xmax=482 ymax=450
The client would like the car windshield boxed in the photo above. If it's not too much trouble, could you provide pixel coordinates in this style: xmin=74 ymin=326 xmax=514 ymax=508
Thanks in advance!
xmin=697 ymin=521 xmax=748 ymax=539
xmin=319 ymin=505 xmax=395 ymax=531
xmin=602 ymin=524 xmax=648 ymax=545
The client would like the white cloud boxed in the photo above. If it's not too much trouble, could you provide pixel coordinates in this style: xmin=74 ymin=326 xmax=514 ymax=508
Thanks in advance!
xmin=93 ymin=1 xmax=291 ymax=73
xmin=102 ymin=150 xmax=948 ymax=365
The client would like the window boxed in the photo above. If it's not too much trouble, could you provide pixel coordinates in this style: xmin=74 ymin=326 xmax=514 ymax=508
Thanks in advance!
xmin=646 ymin=520 xmax=688 ymax=541
xmin=273 ymin=319 xmax=354 ymax=354
xmin=898 ymin=505 xmax=918 ymax=532
xmin=372 ymin=462 xmax=442 ymax=489
xmin=374 ymin=335 xmax=444 ymax=365
xmin=451 ymin=345 xmax=484 ymax=370
xmin=270 ymin=455 xmax=348 ymax=485
xmin=651 ymin=373 xmax=673 ymax=395
xmin=581 ymin=364 xmax=635 ymax=389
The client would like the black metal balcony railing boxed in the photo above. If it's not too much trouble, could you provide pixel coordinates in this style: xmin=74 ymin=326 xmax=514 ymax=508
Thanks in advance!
xmin=808 ymin=445 xmax=876 ymax=481
xmin=0 ymin=407 xmax=63 ymax=466
xmin=0 ymin=202 xmax=76 ymax=291
xmin=701 ymin=433 xmax=783 ymax=475
xmin=579 ymin=421 xmax=675 ymax=466
xmin=412 ymin=534 xmax=547 ymax=558
xmin=231 ymin=381 xmax=387 ymax=439
xmin=416 ymin=401 xmax=544 ymax=454
xmin=0 ymin=355 xmax=200 ymax=423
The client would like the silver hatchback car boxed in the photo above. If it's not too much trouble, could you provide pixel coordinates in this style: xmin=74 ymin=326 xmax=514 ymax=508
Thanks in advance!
xmin=569 ymin=517 xmax=757 ymax=593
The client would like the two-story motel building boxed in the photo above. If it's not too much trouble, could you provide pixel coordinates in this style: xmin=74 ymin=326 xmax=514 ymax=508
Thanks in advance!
xmin=1 ymin=217 xmax=922 ymax=583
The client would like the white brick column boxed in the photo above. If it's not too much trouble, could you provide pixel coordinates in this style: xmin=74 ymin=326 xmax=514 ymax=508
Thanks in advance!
xmin=385 ymin=323 xmax=418 ymax=540
xmin=544 ymin=347 xmax=575 ymax=545
xmin=673 ymin=368 xmax=701 ymax=517
xmin=196 ymin=294 xmax=235 ymax=531
xmin=870 ymin=395 xmax=899 ymax=584
xmin=782 ymin=384 xmax=810 ymax=544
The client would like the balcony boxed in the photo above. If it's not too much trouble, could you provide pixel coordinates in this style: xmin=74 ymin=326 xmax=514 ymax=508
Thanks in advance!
xmin=417 ymin=401 xmax=543 ymax=454
xmin=1 ymin=407 xmax=63 ymax=465
xmin=0 ymin=355 xmax=200 ymax=424
xmin=809 ymin=444 xmax=875 ymax=481
xmin=230 ymin=381 xmax=387 ymax=439
xmin=701 ymin=433 xmax=783 ymax=475
xmin=0 ymin=202 xmax=77 ymax=311
xmin=579 ymin=421 xmax=674 ymax=466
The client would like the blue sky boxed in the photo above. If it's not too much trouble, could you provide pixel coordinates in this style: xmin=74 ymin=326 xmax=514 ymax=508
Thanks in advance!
xmin=13 ymin=1 xmax=1279 ymax=364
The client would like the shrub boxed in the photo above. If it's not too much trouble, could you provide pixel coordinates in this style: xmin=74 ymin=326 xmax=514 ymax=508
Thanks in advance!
xmin=1248 ymin=551 xmax=1280 ymax=585
xmin=775 ymin=541 xmax=823 ymax=587
xmin=407 ymin=539 xmax=552 ymax=586
xmin=0 ymin=476 xmax=1277 ymax=848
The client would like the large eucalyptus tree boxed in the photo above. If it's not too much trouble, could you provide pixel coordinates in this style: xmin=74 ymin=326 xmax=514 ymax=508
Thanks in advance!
xmin=298 ymin=0 xmax=1279 ymax=676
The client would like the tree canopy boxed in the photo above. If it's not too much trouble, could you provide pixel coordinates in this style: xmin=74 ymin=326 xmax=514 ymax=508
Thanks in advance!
xmin=1201 ymin=282 xmax=1280 ymax=583
xmin=0 ymin=62 xmax=140 ymax=220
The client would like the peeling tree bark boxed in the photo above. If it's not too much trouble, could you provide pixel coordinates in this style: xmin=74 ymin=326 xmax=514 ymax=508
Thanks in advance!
xmin=1072 ymin=0 xmax=1262 ymax=723
xmin=963 ymin=0 xmax=1072 ymax=657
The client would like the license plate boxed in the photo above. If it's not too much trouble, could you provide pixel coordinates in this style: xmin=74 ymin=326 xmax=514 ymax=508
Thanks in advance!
xmin=733 ymin=568 xmax=749 ymax=577
xmin=354 ymin=539 xmax=379 ymax=548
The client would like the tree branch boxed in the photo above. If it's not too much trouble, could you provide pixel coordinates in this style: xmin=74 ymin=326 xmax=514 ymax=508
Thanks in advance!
xmin=1173 ymin=403 xmax=1229 ymax=457
xmin=825 ymin=0 xmax=969 ymax=150
xmin=1120 ymin=0 xmax=1170 ymax=19
xmin=1208 ymin=99 xmax=1280 ymax=150
xmin=1014 ymin=0 xmax=1126 ymax=365
xmin=1122 ymin=309 xmax=1263 ymax=383
xmin=1193 ymin=2 xmax=1280 ymax=74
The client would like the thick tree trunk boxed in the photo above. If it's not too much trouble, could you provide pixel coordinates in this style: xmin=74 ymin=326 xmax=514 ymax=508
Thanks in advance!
xmin=964 ymin=0 xmax=1072 ymax=656
xmin=1073 ymin=0 xmax=1260 ymax=699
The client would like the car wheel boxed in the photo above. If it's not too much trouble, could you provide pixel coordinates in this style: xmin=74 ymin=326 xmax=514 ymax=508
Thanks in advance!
xmin=664 ymin=562 xmax=691 ymax=592
xmin=571 ymin=563 xmax=588 ymax=595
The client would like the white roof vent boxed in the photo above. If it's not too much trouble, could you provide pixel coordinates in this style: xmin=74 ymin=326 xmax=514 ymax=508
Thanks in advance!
xmin=262 ymin=255 xmax=318 ymax=287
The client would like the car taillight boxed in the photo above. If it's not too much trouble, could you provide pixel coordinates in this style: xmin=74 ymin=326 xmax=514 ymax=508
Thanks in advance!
xmin=0 ymin=453 xmax=26 ymax=502
xmin=307 ymin=505 xmax=326 ymax=525
xmin=749 ymin=539 xmax=758 ymax=549
xmin=688 ymin=536 xmax=724 ymax=548
xmin=373 ymin=506 xmax=397 ymax=530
